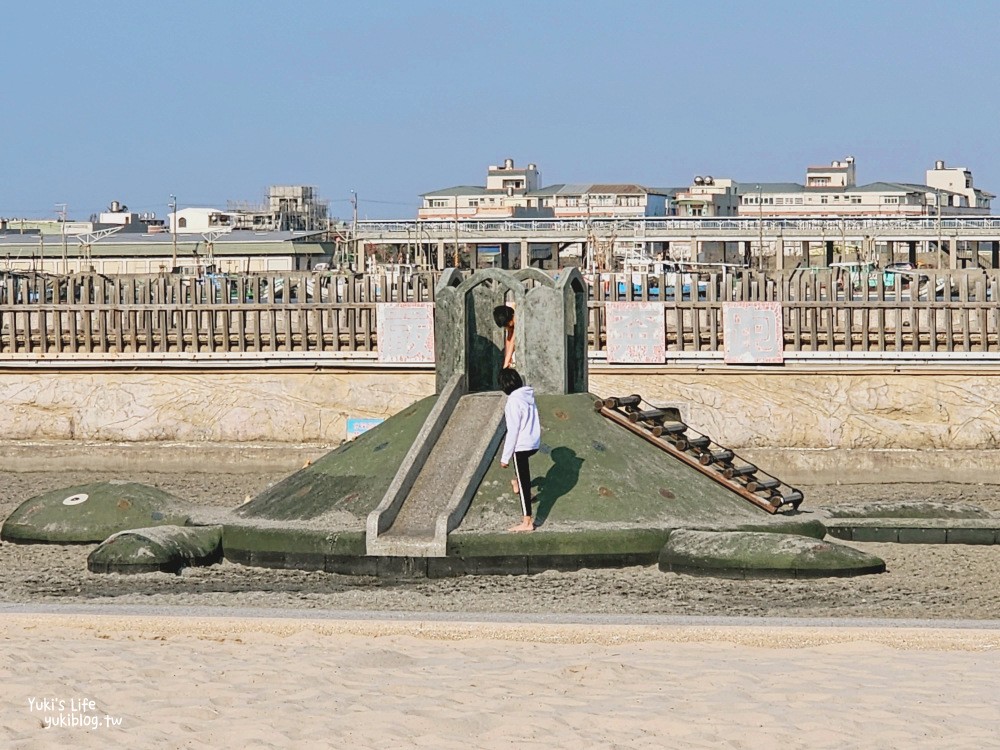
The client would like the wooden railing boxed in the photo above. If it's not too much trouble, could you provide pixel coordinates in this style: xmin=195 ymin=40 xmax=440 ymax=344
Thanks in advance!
xmin=1 ymin=269 xmax=999 ymax=359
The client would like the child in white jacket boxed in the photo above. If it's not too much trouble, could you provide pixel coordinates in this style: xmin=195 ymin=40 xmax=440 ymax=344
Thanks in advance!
xmin=499 ymin=368 xmax=541 ymax=532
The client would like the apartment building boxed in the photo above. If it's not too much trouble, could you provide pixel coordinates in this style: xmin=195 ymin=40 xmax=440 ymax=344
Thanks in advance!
xmin=418 ymin=159 xmax=542 ymax=219
xmin=737 ymin=157 xmax=993 ymax=217
xmin=418 ymin=159 xmax=670 ymax=220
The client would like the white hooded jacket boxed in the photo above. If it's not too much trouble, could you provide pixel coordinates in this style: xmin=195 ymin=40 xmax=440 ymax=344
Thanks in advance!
xmin=501 ymin=385 xmax=541 ymax=464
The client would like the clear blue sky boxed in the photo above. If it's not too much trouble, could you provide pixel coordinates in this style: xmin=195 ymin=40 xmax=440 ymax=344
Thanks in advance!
xmin=2 ymin=0 xmax=998 ymax=221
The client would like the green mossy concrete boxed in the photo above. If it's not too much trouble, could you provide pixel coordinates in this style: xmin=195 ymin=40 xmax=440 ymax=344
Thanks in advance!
xmin=464 ymin=393 xmax=772 ymax=530
xmin=658 ymin=529 xmax=886 ymax=578
xmin=235 ymin=396 xmax=436 ymax=524
xmin=222 ymin=524 xmax=366 ymax=557
xmin=1 ymin=482 xmax=189 ymax=544
xmin=725 ymin=518 xmax=827 ymax=539
xmin=821 ymin=501 xmax=995 ymax=519
xmin=223 ymin=391 xmax=836 ymax=575
xmin=449 ymin=528 xmax=672 ymax=557
xmin=88 ymin=525 xmax=222 ymax=574
xmin=826 ymin=518 xmax=1000 ymax=545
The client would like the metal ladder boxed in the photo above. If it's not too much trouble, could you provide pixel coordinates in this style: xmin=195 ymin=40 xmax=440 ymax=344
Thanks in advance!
xmin=596 ymin=394 xmax=804 ymax=514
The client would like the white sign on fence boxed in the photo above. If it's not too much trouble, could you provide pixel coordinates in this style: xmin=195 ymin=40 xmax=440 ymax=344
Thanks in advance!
xmin=605 ymin=302 xmax=666 ymax=364
xmin=377 ymin=303 xmax=435 ymax=363
xmin=723 ymin=302 xmax=784 ymax=364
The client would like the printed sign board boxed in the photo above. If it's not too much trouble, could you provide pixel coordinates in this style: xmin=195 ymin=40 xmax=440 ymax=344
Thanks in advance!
xmin=377 ymin=303 xmax=435 ymax=363
xmin=346 ymin=417 xmax=384 ymax=440
xmin=605 ymin=302 xmax=666 ymax=364
xmin=723 ymin=302 xmax=784 ymax=364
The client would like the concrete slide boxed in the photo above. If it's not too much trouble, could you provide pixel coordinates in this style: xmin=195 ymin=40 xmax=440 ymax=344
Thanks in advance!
xmin=366 ymin=374 xmax=506 ymax=557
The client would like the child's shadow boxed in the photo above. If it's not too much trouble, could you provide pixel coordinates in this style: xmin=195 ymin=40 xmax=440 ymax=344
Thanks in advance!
xmin=533 ymin=447 xmax=583 ymax=527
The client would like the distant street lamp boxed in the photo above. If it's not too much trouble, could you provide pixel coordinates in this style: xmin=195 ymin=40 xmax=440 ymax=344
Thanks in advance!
xmin=169 ymin=194 xmax=178 ymax=272
xmin=756 ymin=184 xmax=763 ymax=269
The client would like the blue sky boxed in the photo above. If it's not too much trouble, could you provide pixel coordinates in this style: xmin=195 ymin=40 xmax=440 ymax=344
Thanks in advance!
xmin=2 ymin=0 xmax=998 ymax=221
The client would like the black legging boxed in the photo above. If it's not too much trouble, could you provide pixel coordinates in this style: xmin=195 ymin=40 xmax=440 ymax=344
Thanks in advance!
xmin=513 ymin=449 xmax=538 ymax=516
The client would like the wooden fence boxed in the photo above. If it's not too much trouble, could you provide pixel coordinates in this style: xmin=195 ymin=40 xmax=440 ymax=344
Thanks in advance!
xmin=1 ymin=269 xmax=998 ymax=358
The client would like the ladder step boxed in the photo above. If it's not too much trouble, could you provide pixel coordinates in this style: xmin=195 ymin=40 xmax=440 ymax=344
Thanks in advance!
xmin=699 ymin=449 xmax=734 ymax=466
xmin=723 ymin=464 xmax=758 ymax=479
xmin=628 ymin=408 xmax=667 ymax=424
xmin=677 ymin=435 xmax=711 ymax=451
xmin=772 ymin=490 xmax=804 ymax=509
xmin=603 ymin=394 xmax=642 ymax=410
xmin=747 ymin=478 xmax=780 ymax=492
xmin=650 ymin=421 xmax=687 ymax=437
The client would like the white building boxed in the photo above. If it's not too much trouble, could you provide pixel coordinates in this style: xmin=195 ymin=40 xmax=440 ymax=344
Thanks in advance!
xmin=169 ymin=207 xmax=235 ymax=234
xmin=738 ymin=157 xmax=993 ymax=217
xmin=418 ymin=159 xmax=542 ymax=219
xmin=925 ymin=160 xmax=993 ymax=210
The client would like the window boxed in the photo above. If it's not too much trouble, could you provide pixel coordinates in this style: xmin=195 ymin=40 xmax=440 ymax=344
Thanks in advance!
xmin=178 ymin=217 xmax=187 ymax=228
xmin=820 ymin=196 xmax=828 ymax=204
xmin=883 ymin=197 xmax=899 ymax=204
xmin=794 ymin=198 xmax=803 ymax=205
xmin=468 ymin=199 xmax=479 ymax=207
xmin=850 ymin=196 xmax=861 ymax=204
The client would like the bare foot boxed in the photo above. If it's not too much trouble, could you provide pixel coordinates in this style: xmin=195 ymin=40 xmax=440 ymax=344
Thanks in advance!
xmin=511 ymin=478 xmax=519 ymax=495
xmin=508 ymin=522 xmax=535 ymax=533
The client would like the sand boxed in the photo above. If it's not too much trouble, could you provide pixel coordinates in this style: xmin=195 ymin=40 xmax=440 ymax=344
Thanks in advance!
xmin=1 ymin=611 xmax=998 ymax=749
xmin=2 ymin=466 xmax=1000 ymax=747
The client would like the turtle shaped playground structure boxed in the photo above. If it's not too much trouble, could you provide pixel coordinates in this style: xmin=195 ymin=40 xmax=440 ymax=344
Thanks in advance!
xmin=3 ymin=269 xmax=896 ymax=578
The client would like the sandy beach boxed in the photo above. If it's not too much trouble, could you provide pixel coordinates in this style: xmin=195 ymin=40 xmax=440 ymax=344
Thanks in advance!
xmin=2 ymin=610 xmax=998 ymax=749
xmin=2 ymin=466 xmax=1000 ymax=747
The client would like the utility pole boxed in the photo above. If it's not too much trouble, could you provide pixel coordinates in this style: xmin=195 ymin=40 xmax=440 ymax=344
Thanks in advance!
xmin=936 ymin=188 xmax=943 ymax=268
xmin=756 ymin=185 xmax=763 ymax=270
xmin=453 ymin=195 xmax=460 ymax=268
xmin=350 ymin=190 xmax=358 ymax=271
xmin=169 ymin=194 xmax=178 ymax=272
xmin=56 ymin=203 xmax=67 ymax=274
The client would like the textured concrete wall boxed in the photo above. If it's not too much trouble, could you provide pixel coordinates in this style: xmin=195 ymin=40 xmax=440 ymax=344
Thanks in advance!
xmin=1 ymin=369 xmax=998 ymax=453
xmin=591 ymin=372 xmax=1000 ymax=451
xmin=0 ymin=371 xmax=435 ymax=443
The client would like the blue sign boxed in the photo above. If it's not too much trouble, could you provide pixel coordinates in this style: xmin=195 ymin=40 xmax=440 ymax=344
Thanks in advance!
xmin=346 ymin=417 xmax=384 ymax=439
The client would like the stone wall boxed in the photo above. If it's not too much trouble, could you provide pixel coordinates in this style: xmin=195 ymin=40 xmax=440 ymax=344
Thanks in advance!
xmin=0 ymin=371 xmax=434 ymax=443
xmin=1 ymin=369 xmax=998 ymax=480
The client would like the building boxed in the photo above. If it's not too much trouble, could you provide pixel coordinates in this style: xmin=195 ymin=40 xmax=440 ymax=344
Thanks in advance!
xmin=925 ymin=160 xmax=993 ymax=211
xmin=169 ymin=207 xmax=236 ymax=234
xmin=418 ymin=159 xmax=542 ymax=219
xmin=169 ymin=186 xmax=330 ymax=234
xmin=665 ymin=176 xmax=739 ymax=217
xmin=737 ymin=157 xmax=994 ymax=217
xmin=1 ymin=200 xmax=164 ymax=236
xmin=98 ymin=201 xmax=166 ymax=232
xmin=419 ymin=160 xmax=673 ymax=221
xmin=0 ymin=230 xmax=334 ymax=275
